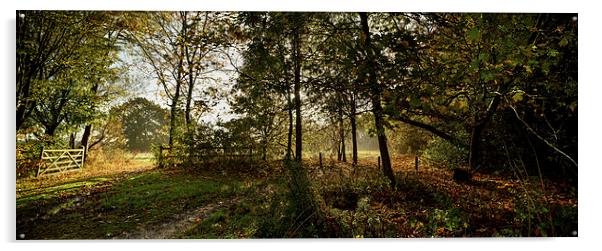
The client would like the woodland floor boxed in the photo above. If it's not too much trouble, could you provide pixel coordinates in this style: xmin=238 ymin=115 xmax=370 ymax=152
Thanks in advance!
xmin=16 ymin=154 xmax=577 ymax=239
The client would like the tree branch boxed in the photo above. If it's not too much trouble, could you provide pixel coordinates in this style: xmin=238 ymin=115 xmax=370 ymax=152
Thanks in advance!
xmin=506 ymin=99 xmax=577 ymax=167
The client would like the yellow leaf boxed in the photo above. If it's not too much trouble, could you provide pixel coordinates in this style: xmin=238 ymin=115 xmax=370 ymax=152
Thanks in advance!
xmin=512 ymin=92 xmax=524 ymax=102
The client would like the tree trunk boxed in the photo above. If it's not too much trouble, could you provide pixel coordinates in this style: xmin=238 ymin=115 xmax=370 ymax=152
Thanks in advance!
xmin=337 ymin=140 xmax=341 ymax=161
xmin=81 ymin=124 xmax=92 ymax=149
xmin=80 ymin=83 xmax=99 ymax=159
xmin=293 ymin=27 xmax=302 ymax=162
xmin=286 ymin=89 xmax=293 ymax=160
xmin=468 ymin=82 xmax=507 ymax=170
xmin=16 ymin=83 xmax=33 ymax=131
xmin=339 ymin=107 xmax=347 ymax=162
xmin=183 ymin=13 xmax=197 ymax=130
xmin=350 ymin=93 xmax=358 ymax=166
xmin=168 ymin=42 xmax=186 ymax=151
xmin=469 ymin=121 xmax=484 ymax=170
xmin=360 ymin=12 xmax=396 ymax=186
xmin=45 ymin=123 xmax=58 ymax=137
xmin=184 ymin=68 xmax=195 ymax=167
xmin=372 ymin=98 xmax=396 ymax=186
xmin=184 ymin=75 xmax=194 ymax=128
xmin=168 ymin=81 xmax=182 ymax=150
xmin=69 ymin=133 xmax=76 ymax=149
xmin=341 ymin=134 xmax=347 ymax=162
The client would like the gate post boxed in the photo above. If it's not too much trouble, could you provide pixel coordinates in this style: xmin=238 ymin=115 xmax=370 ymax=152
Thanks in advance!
xmin=81 ymin=146 xmax=86 ymax=169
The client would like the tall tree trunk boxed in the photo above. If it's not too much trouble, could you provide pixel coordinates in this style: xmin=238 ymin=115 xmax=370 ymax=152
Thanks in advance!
xmin=168 ymin=38 xmax=186 ymax=152
xmin=16 ymin=14 xmax=28 ymax=131
xmin=360 ymin=12 xmax=396 ymax=186
xmin=184 ymin=80 xmax=194 ymax=128
xmin=337 ymin=138 xmax=341 ymax=161
xmin=469 ymin=120 xmax=484 ymax=170
xmin=184 ymin=53 xmax=196 ymax=165
xmin=468 ymin=80 xmax=507 ymax=170
xmin=372 ymin=98 xmax=395 ymax=186
xmin=16 ymin=80 xmax=33 ymax=130
xmin=286 ymin=89 xmax=293 ymax=160
xmin=293 ymin=27 xmax=302 ymax=162
xmin=350 ymin=93 xmax=358 ymax=166
xmin=339 ymin=106 xmax=346 ymax=162
xmin=182 ymin=12 xmax=197 ymax=129
xmin=341 ymin=132 xmax=347 ymax=162
xmin=336 ymin=119 xmax=341 ymax=161
xmin=169 ymin=81 xmax=182 ymax=150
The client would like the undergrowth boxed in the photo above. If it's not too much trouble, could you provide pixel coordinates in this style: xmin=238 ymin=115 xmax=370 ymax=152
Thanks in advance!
xmin=17 ymin=156 xmax=577 ymax=239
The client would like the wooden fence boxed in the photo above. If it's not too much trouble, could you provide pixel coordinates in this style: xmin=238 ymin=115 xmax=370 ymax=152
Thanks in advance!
xmin=37 ymin=147 xmax=86 ymax=176
xmin=158 ymin=145 xmax=257 ymax=167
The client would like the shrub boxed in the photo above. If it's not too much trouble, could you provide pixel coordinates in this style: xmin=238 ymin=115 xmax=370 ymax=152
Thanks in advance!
xmin=425 ymin=208 xmax=469 ymax=236
xmin=512 ymin=188 xmax=577 ymax=237
xmin=16 ymin=134 xmax=61 ymax=178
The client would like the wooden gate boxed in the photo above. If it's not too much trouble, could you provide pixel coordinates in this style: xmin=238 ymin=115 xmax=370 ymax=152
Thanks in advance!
xmin=37 ymin=147 xmax=86 ymax=176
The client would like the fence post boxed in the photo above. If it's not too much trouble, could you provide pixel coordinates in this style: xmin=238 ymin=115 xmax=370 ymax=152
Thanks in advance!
xmin=319 ymin=152 xmax=323 ymax=169
xmin=415 ymin=155 xmax=419 ymax=173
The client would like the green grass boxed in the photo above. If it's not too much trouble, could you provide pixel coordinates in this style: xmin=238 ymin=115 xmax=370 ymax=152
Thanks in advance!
xmin=17 ymin=169 xmax=270 ymax=239
xmin=17 ymin=177 xmax=110 ymax=207
xmin=100 ymin=171 xmax=235 ymax=224
xmin=179 ymin=194 xmax=273 ymax=239
xmin=181 ymin=208 xmax=243 ymax=238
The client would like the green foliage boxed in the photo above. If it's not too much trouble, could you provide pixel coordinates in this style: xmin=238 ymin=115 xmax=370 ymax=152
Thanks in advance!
xmin=386 ymin=121 xmax=432 ymax=155
xmin=422 ymin=136 xmax=469 ymax=169
xmin=281 ymin=160 xmax=322 ymax=237
xmin=511 ymin=187 xmax=577 ymax=237
xmin=113 ymin=98 xmax=169 ymax=152
xmin=16 ymin=140 xmax=44 ymax=178
xmin=17 ymin=11 xmax=124 ymax=136
xmin=424 ymin=208 xmax=469 ymax=236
